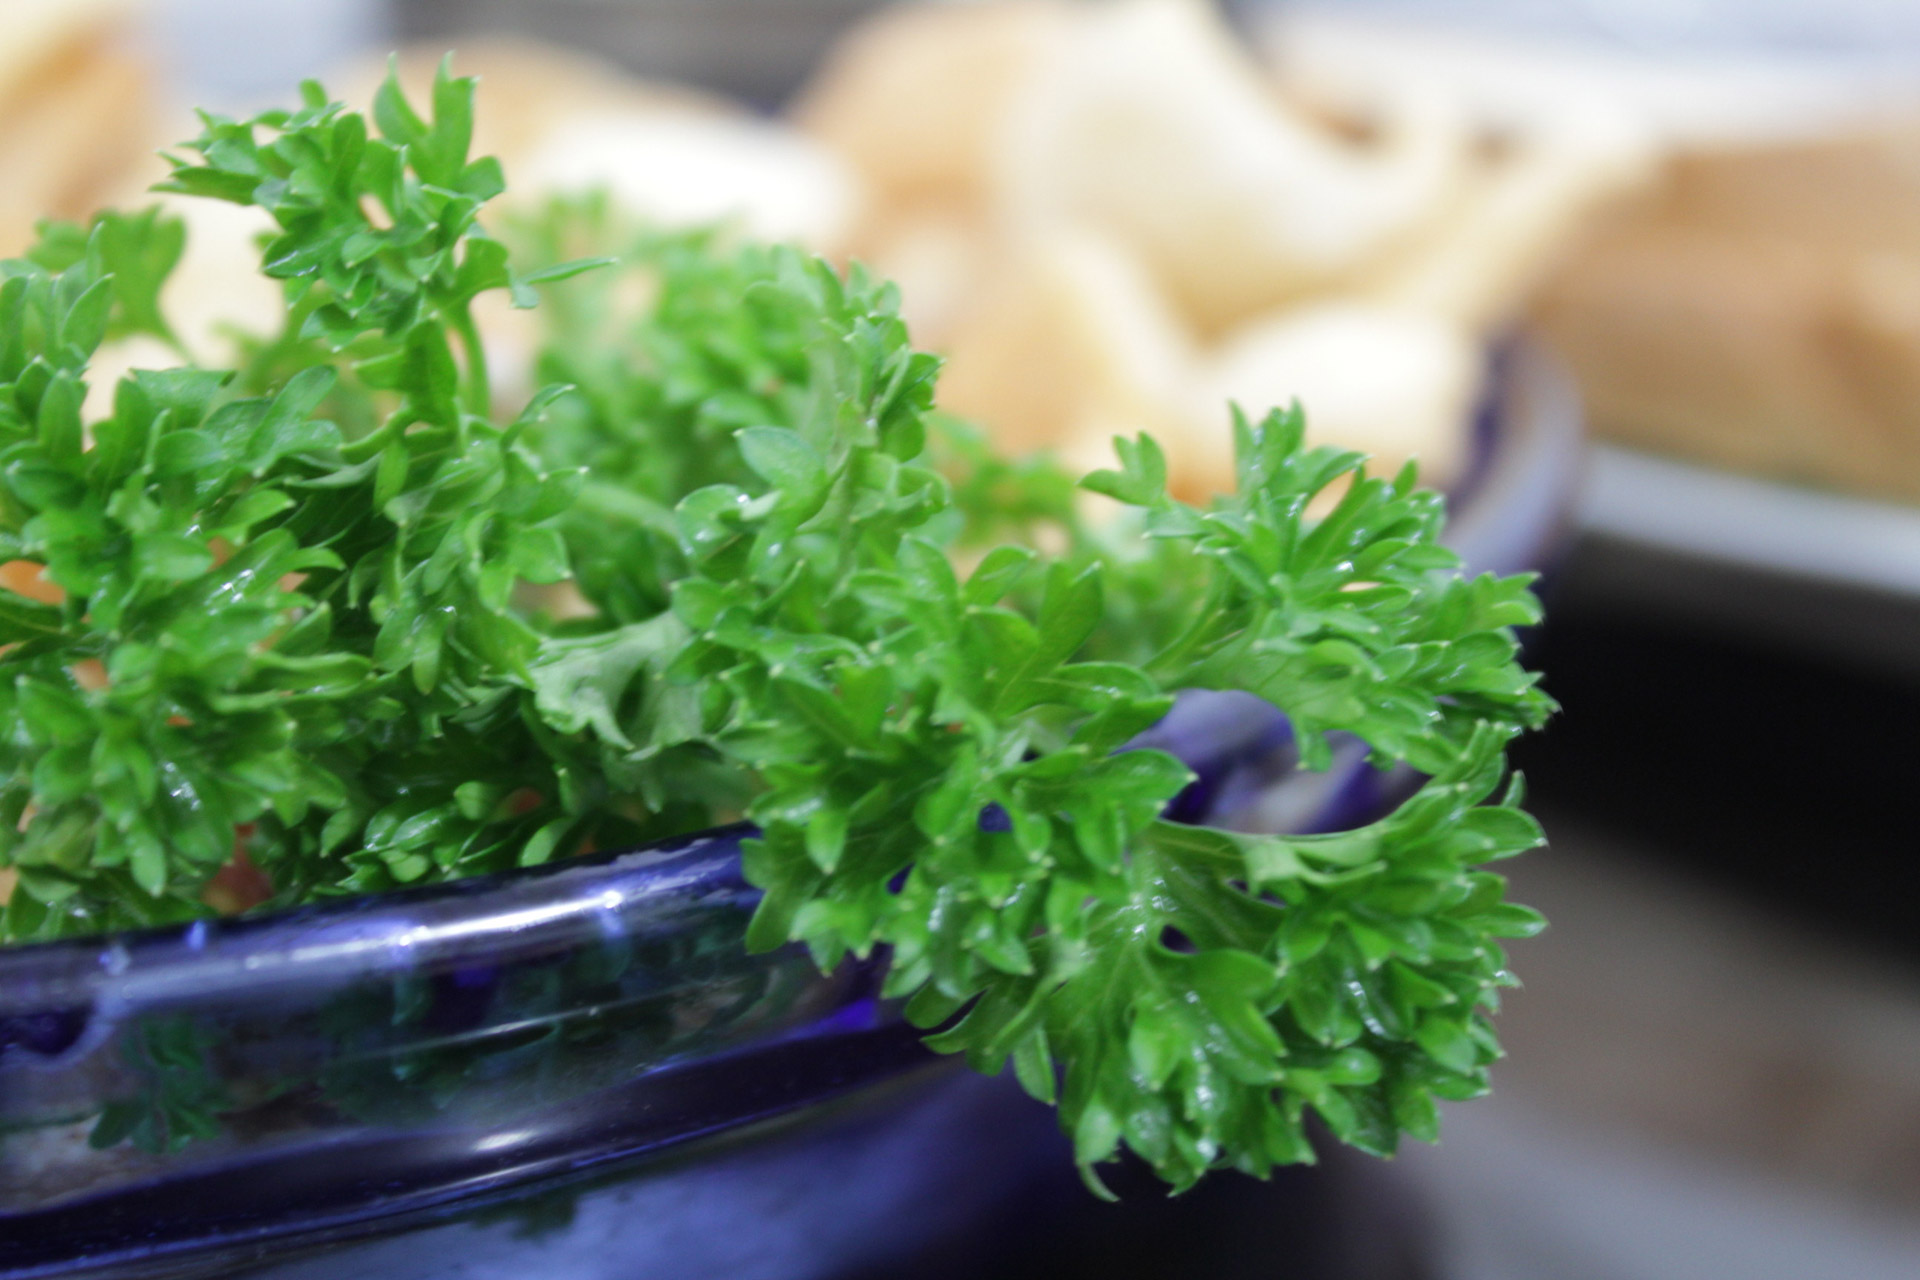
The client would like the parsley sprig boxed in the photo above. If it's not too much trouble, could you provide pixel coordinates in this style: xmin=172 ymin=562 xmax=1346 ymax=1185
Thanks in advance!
xmin=0 ymin=64 xmax=616 ymax=933
xmin=507 ymin=204 xmax=1553 ymax=1189
xmin=0 ymin=68 xmax=1551 ymax=1190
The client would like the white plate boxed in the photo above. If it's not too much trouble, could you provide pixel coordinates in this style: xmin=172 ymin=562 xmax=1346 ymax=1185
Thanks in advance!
xmin=1580 ymin=445 xmax=1920 ymax=599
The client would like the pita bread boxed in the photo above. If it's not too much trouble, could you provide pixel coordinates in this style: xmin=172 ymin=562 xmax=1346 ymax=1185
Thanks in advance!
xmin=340 ymin=41 xmax=865 ymax=254
xmin=0 ymin=1 xmax=153 ymax=256
xmin=937 ymin=226 xmax=1196 ymax=475
xmin=0 ymin=0 xmax=135 ymax=116
xmin=995 ymin=0 xmax=1473 ymax=335
xmin=793 ymin=0 xmax=1072 ymax=206
xmin=334 ymin=40 xmax=742 ymax=176
xmin=1192 ymin=302 xmax=1477 ymax=492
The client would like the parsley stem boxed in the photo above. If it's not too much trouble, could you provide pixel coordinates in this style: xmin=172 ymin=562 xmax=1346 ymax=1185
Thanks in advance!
xmin=452 ymin=306 xmax=490 ymax=420
xmin=1145 ymin=575 xmax=1234 ymax=684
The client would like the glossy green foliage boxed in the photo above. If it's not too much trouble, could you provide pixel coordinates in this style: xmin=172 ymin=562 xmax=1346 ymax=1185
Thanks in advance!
xmin=512 ymin=206 xmax=833 ymax=625
xmin=705 ymin=404 xmax=1551 ymax=1190
xmin=510 ymin=205 xmax=1554 ymax=1189
xmin=0 ymin=67 xmax=630 ymax=937
xmin=0 ymin=69 xmax=1552 ymax=1189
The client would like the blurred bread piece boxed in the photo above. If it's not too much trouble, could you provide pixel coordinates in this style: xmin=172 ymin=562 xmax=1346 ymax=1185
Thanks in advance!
xmin=996 ymin=0 xmax=1473 ymax=335
xmin=1360 ymin=109 xmax=1656 ymax=332
xmin=342 ymin=40 xmax=739 ymax=168
xmin=792 ymin=0 xmax=1543 ymax=501
xmin=1192 ymin=302 xmax=1477 ymax=494
xmin=857 ymin=203 xmax=993 ymax=348
xmin=1264 ymin=8 xmax=1920 ymax=502
xmin=937 ymin=227 xmax=1200 ymax=490
xmin=793 ymin=0 xmax=1073 ymax=207
xmin=145 ymin=195 xmax=283 ymax=365
xmin=343 ymin=41 xmax=865 ymax=254
xmin=77 ymin=194 xmax=285 ymax=421
xmin=516 ymin=111 xmax=862 ymax=252
xmin=0 ymin=0 xmax=156 ymax=257
xmin=1532 ymin=129 xmax=1920 ymax=502
xmin=1639 ymin=129 xmax=1920 ymax=247
xmin=0 ymin=0 xmax=135 ymax=110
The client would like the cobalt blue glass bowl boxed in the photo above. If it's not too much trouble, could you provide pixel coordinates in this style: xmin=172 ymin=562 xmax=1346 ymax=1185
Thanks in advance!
xmin=0 ymin=340 xmax=1580 ymax=1280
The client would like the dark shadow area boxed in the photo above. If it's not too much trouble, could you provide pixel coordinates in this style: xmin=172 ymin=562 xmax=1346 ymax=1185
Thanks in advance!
xmin=844 ymin=1141 xmax=1434 ymax=1280
xmin=1515 ymin=538 xmax=1920 ymax=964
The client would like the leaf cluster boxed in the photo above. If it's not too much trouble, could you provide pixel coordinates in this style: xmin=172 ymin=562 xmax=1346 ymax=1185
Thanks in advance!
xmin=0 ymin=70 xmax=1553 ymax=1189
xmin=506 ymin=204 xmax=1554 ymax=1188
xmin=1 ymin=67 xmax=641 ymax=937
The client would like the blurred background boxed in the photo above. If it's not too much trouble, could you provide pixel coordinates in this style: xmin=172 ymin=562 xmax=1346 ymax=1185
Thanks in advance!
xmin=9 ymin=1 xmax=1920 ymax=1276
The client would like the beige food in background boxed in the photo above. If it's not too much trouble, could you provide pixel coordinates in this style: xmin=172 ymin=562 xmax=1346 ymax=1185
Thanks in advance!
xmin=993 ymin=0 xmax=1471 ymax=334
xmin=1532 ymin=130 xmax=1920 ymax=503
xmin=515 ymin=112 xmax=860 ymax=252
xmin=353 ymin=42 xmax=867 ymax=257
xmin=802 ymin=0 xmax=1643 ymax=498
xmin=795 ymin=0 xmax=1073 ymax=210
xmin=0 ymin=0 xmax=1639 ymax=506
xmin=1360 ymin=109 xmax=1655 ymax=334
xmin=0 ymin=0 xmax=159 ymax=258
xmin=1268 ymin=4 xmax=1920 ymax=504
xmin=857 ymin=205 xmax=993 ymax=344
xmin=935 ymin=227 xmax=1200 ymax=489
xmin=1196 ymin=303 xmax=1479 ymax=489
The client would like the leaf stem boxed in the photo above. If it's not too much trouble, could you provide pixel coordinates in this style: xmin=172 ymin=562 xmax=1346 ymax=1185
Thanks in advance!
xmin=451 ymin=305 xmax=490 ymax=420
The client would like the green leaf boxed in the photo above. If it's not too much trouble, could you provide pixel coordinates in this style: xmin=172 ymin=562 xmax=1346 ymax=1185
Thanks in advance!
xmin=1011 ymin=1027 xmax=1057 ymax=1104
xmin=961 ymin=545 xmax=1035 ymax=606
xmin=517 ymin=817 xmax=573 ymax=868
xmin=1073 ymin=1097 xmax=1123 ymax=1168
xmin=133 ymin=533 xmax=215 ymax=581
xmin=737 ymin=426 xmax=828 ymax=512
xmin=0 ymin=595 xmax=65 ymax=642
xmin=372 ymin=60 xmax=428 ymax=147
xmin=528 ymin=614 xmax=693 ymax=751
xmin=518 ymin=256 xmax=616 ymax=286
